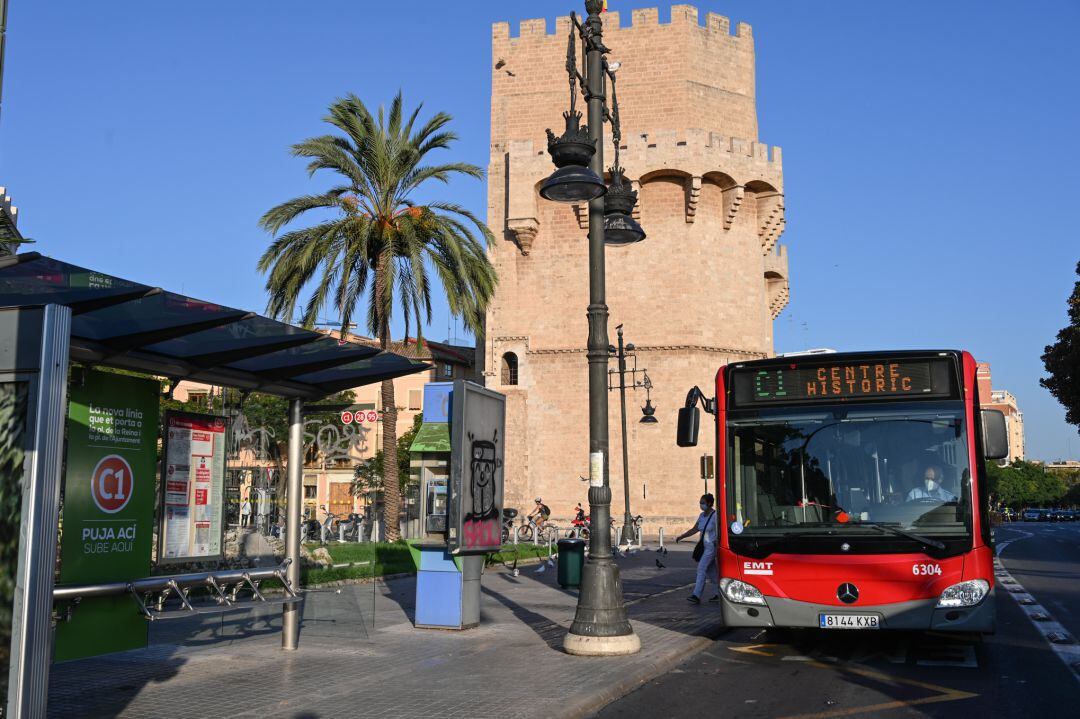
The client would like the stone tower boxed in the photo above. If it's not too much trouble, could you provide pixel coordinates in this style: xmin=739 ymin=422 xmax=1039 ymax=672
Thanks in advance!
xmin=482 ymin=5 xmax=790 ymax=526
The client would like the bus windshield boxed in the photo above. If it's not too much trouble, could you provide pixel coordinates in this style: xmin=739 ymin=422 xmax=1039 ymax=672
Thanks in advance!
xmin=727 ymin=404 xmax=972 ymax=550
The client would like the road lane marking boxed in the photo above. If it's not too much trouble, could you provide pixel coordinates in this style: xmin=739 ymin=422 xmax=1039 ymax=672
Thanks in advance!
xmin=993 ymin=557 xmax=1080 ymax=683
xmin=994 ymin=527 xmax=1033 ymax=556
xmin=774 ymin=661 xmax=977 ymax=719
xmin=730 ymin=643 xmax=776 ymax=657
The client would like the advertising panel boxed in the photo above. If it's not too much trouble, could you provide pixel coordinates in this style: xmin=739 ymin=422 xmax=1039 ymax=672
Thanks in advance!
xmin=158 ymin=411 xmax=227 ymax=563
xmin=447 ymin=381 xmax=506 ymax=555
xmin=54 ymin=370 xmax=159 ymax=661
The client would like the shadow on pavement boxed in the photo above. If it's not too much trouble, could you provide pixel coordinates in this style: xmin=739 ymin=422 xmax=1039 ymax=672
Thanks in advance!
xmin=48 ymin=644 xmax=187 ymax=719
xmin=481 ymin=584 xmax=569 ymax=652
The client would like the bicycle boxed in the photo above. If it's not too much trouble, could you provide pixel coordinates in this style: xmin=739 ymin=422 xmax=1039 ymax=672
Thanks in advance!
xmin=517 ymin=516 xmax=557 ymax=544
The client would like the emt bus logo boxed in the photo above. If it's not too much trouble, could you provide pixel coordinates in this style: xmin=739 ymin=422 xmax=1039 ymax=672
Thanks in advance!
xmin=743 ymin=561 xmax=774 ymax=575
xmin=90 ymin=454 xmax=134 ymax=514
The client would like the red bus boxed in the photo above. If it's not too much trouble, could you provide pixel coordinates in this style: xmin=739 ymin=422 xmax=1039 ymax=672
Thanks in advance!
xmin=677 ymin=350 xmax=1009 ymax=632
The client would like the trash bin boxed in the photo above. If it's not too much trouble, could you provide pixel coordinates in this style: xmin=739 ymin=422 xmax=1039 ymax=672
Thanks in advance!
xmin=557 ymin=538 xmax=586 ymax=588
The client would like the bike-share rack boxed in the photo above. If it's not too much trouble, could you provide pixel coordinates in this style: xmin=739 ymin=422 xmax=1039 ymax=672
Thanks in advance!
xmin=53 ymin=560 xmax=300 ymax=622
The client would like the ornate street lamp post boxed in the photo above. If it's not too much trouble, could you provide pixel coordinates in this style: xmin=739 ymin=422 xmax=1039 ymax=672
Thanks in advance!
xmin=540 ymin=0 xmax=643 ymax=656
xmin=608 ymin=325 xmax=651 ymax=545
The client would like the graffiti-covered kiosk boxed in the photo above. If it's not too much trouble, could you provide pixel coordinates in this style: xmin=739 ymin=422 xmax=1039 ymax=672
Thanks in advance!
xmin=0 ymin=253 xmax=429 ymax=718
xmin=412 ymin=380 xmax=505 ymax=629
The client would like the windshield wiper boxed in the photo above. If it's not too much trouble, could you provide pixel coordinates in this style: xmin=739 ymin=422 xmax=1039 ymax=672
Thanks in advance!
xmin=850 ymin=522 xmax=945 ymax=550
xmin=748 ymin=531 xmax=829 ymax=552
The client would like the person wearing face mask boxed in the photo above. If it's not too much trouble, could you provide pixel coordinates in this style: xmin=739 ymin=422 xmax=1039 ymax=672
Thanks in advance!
xmin=675 ymin=494 xmax=719 ymax=604
xmin=906 ymin=464 xmax=956 ymax=502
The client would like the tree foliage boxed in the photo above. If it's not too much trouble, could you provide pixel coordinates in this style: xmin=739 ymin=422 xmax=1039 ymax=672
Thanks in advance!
xmin=257 ymin=92 xmax=496 ymax=540
xmin=986 ymin=460 xmax=1067 ymax=507
xmin=1041 ymin=260 xmax=1080 ymax=432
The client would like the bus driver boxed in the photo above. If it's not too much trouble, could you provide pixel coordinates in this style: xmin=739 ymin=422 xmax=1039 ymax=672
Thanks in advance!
xmin=906 ymin=464 xmax=956 ymax=502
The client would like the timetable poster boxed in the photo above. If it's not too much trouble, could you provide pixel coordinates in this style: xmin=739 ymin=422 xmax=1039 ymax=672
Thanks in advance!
xmin=158 ymin=411 xmax=227 ymax=562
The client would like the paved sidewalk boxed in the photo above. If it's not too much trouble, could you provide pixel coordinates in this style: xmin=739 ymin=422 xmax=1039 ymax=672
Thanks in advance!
xmin=47 ymin=544 xmax=724 ymax=719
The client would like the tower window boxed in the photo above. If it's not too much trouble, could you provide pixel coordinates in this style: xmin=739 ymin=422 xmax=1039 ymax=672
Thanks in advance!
xmin=501 ymin=352 xmax=519 ymax=386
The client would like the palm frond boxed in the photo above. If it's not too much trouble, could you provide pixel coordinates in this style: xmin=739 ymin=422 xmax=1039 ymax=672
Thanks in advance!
xmin=260 ymin=91 xmax=498 ymax=345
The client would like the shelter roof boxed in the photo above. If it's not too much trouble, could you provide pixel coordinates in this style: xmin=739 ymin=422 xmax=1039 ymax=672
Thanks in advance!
xmin=0 ymin=252 xmax=430 ymax=399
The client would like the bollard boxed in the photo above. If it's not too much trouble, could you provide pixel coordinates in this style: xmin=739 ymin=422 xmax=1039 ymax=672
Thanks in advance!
xmin=659 ymin=526 xmax=665 ymax=550
xmin=339 ymin=524 xmax=346 ymax=542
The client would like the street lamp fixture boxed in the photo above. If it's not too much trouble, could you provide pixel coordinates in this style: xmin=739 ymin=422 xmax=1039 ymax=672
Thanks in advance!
xmin=539 ymin=0 xmax=642 ymax=657
xmin=600 ymin=65 xmax=645 ymax=245
xmin=603 ymin=167 xmax=645 ymax=245
xmin=540 ymin=111 xmax=607 ymax=203
xmin=640 ymin=373 xmax=658 ymax=424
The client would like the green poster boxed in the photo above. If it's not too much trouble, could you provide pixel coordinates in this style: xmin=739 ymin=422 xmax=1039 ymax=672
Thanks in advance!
xmin=54 ymin=370 xmax=159 ymax=661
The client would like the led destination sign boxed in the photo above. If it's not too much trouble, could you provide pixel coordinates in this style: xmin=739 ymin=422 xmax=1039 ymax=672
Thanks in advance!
xmin=732 ymin=359 xmax=955 ymax=406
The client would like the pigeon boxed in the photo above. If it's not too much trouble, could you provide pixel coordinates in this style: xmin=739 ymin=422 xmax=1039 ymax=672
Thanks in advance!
xmin=535 ymin=563 xmax=546 ymax=574
xmin=512 ymin=568 xmax=520 ymax=577
xmin=546 ymin=558 xmax=555 ymax=568
xmin=655 ymin=558 xmax=665 ymax=569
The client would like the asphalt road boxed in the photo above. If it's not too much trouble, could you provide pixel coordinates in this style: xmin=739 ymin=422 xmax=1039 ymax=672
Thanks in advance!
xmin=591 ymin=522 xmax=1080 ymax=719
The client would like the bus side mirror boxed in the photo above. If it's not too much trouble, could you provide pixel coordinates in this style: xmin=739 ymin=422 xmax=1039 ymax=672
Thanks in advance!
xmin=980 ymin=409 xmax=1008 ymax=460
xmin=677 ymin=406 xmax=700 ymax=447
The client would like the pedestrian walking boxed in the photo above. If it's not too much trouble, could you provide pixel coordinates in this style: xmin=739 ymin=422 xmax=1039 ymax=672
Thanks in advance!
xmin=240 ymin=498 xmax=253 ymax=528
xmin=675 ymin=493 xmax=719 ymax=604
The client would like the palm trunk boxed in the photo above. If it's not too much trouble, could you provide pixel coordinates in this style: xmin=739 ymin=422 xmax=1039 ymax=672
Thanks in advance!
xmin=376 ymin=266 xmax=401 ymax=542
xmin=380 ymin=377 xmax=400 ymax=541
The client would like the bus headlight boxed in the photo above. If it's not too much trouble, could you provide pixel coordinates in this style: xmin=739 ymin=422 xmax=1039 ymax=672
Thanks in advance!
xmin=936 ymin=579 xmax=989 ymax=608
xmin=720 ymin=578 xmax=767 ymax=605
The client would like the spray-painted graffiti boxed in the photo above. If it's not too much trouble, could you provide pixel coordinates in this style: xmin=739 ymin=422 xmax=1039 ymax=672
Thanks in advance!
xmin=304 ymin=419 xmax=371 ymax=464
xmin=228 ymin=414 xmax=371 ymax=464
xmin=229 ymin=413 xmax=277 ymax=461
xmin=462 ymin=429 xmax=502 ymax=550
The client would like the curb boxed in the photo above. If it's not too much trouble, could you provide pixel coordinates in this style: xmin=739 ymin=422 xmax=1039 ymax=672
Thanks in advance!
xmin=559 ymin=624 xmax=726 ymax=719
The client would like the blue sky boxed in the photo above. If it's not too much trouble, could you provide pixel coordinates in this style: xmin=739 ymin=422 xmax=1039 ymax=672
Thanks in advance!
xmin=2 ymin=1 xmax=1077 ymax=460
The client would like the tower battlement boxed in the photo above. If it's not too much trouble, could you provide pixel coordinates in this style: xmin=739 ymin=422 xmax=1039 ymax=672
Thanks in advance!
xmin=492 ymin=5 xmax=760 ymax=145
xmin=493 ymin=6 xmax=752 ymax=41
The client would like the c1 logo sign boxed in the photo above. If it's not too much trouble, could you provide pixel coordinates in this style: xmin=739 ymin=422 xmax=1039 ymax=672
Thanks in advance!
xmin=91 ymin=454 xmax=134 ymax=514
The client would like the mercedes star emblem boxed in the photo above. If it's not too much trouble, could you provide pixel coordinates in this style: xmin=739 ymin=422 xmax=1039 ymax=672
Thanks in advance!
xmin=840 ymin=542 xmax=851 ymax=552
xmin=837 ymin=583 xmax=859 ymax=604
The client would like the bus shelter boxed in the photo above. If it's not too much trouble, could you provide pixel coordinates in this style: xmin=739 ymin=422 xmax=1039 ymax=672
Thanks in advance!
xmin=0 ymin=252 xmax=429 ymax=717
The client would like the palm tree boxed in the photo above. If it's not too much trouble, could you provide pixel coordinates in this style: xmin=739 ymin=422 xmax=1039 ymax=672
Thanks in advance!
xmin=258 ymin=93 xmax=497 ymax=541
